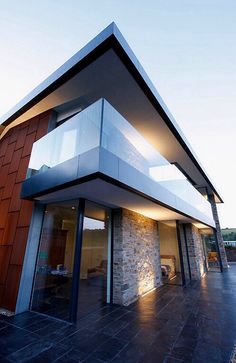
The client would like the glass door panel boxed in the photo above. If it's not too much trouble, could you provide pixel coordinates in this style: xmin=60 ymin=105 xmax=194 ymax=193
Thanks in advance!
xmin=201 ymin=229 xmax=220 ymax=272
xmin=178 ymin=224 xmax=191 ymax=285
xmin=159 ymin=221 xmax=183 ymax=285
xmin=31 ymin=202 xmax=78 ymax=320
xmin=77 ymin=201 xmax=110 ymax=319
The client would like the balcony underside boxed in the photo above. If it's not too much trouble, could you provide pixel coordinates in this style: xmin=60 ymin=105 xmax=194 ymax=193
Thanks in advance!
xmin=21 ymin=147 xmax=215 ymax=227
xmin=1 ymin=25 xmax=222 ymax=203
xmin=23 ymin=176 xmax=203 ymax=225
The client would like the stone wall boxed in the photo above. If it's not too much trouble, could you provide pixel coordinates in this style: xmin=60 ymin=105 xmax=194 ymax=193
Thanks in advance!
xmin=185 ymin=224 xmax=206 ymax=280
xmin=113 ymin=209 xmax=161 ymax=305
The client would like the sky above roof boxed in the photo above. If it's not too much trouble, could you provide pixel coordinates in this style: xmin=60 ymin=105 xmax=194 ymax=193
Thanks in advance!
xmin=0 ymin=0 xmax=235 ymax=227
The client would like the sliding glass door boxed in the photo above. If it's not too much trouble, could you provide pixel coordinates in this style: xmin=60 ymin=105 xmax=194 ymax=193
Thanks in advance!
xmin=77 ymin=201 xmax=110 ymax=319
xmin=201 ymin=229 xmax=221 ymax=272
xmin=31 ymin=202 xmax=78 ymax=320
xmin=159 ymin=221 xmax=184 ymax=285
xmin=31 ymin=200 xmax=111 ymax=321
xmin=177 ymin=223 xmax=191 ymax=285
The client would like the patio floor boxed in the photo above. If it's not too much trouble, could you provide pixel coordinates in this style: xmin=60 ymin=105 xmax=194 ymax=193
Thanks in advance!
xmin=1 ymin=265 xmax=236 ymax=363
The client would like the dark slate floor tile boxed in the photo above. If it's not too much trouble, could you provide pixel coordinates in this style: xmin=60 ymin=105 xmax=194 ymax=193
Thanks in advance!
xmin=92 ymin=337 xmax=126 ymax=361
xmin=6 ymin=340 xmax=60 ymax=362
xmin=170 ymin=345 xmax=195 ymax=361
xmin=173 ymin=335 xmax=198 ymax=351
xmin=111 ymin=340 xmax=146 ymax=363
xmin=54 ymin=348 xmax=88 ymax=362
xmin=139 ymin=346 xmax=168 ymax=363
xmin=24 ymin=317 xmax=59 ymax=332
xmin=1 ymin=266 xmax=236 ymax=362
xmin=59 ymin=328 xmax=97 ymax=348
xmin=6 ymin=312 xmax=46 ymax=328
xmin=0 ymin=321 xmax=9 ymax=331
xmin=114 ymin=312 xmax=138 ymax=327
xmin=55 ymin=357 xmax=79 ymax=363
xmin=131 ymin=328 xmax=157 ymax=347
xmin=180 ymin=324 xmax=201 ymax=339
xmin=192 ymin=340 xmax=232 ymax=363
xmin=33 ymin=320 xmax=70 ymax=337
xmin=79 ymin=319 xmax=110 ymax=333
xmin=26 ymin=343 xmax=69 ymax=363
xmin=163 ymin=356 xmax=185 ymax=363
xmin=43 ymin=324 xmax=81 ymax=344
xmin=83 ymin=356 xmax=107 ymax=363
xmin=152 ymin=331 xmax=176 ymax=351
xmin=0 ymin=325 xmax=38 ymax=356
xmin=221 ymin=348 xmax=234 ymax=363
xmin=69 ymin=332 xmax=111 ymax=354
xmin=115 ymin=323 xmax=139 ymax=342
xmin=100 ymin=318 xmax=129 ymax=336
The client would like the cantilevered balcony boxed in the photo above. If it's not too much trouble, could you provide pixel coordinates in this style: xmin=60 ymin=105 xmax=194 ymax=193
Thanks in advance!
xmin=22 ymin=99 xmax=214 ymax=227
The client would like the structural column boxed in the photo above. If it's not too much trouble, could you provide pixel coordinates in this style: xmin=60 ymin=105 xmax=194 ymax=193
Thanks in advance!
xmin=184 ymin=224 xmax=206 ymax=280
xmin=113 ymin=208 xmax=161 ymax=306
xmin=208 ymin=193 xmax=228 ymax=269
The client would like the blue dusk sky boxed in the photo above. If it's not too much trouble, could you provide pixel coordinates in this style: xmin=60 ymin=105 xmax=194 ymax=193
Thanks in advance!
xmin=0 ymin=0 xmax=235 ymax=227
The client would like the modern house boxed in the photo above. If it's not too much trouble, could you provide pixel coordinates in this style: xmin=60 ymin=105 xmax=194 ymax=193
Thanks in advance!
xmin=0 ymin=23 xmax=227 ymax=322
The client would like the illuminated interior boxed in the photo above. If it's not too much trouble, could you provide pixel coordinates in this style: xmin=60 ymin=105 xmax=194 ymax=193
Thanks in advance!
xmin=31 ymin=200 xmax=110 ymax=320
xmin=159 ymin=221 xmax=183 ymax=285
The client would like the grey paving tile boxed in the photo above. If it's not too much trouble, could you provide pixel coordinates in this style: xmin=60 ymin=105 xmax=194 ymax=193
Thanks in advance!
xmin=1 ymin=266 xmax=236 ymax=362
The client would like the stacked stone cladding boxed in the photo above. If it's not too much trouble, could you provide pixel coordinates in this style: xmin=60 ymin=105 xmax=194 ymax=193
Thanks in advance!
xmin=113 ymin=209 xmax=161 ymax=306
xmin=185 ymin=224 xmax=205 ymax=280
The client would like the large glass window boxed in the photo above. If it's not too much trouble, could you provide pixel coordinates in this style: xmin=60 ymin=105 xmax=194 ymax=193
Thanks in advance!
xmin=31 ymin=200 xmax=111 ymax=321
xmin=31 ymin=202 xmax=78 ymax=320
xmin=77 ymin=201 xmax=110 ymax=319
xmin=178 ymin=223 xmax=191 ymax=284
xmin=159 ymin=221 xmax=183 ymax=285
xmin=201 ymin=229 xmax=220 ymax=272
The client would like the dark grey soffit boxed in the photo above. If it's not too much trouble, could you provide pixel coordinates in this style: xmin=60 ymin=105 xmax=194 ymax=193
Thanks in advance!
xmin=0 ymin=22 xmax=223 ymax=203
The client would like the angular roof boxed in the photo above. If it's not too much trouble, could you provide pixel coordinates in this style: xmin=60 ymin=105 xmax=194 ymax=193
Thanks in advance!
xmin=0 ymin=22 xmax=223 ymax=203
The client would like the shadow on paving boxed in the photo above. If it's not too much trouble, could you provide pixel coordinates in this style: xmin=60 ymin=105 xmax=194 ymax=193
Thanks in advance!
xmin=1 ymin=265 xmax=236 ymax=362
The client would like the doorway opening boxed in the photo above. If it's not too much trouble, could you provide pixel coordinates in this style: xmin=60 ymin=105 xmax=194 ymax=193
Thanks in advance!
xmin=77 ymin=201 xmax=110 ymax=319
xmin=201 ymin=228 xmax=221 ymax=272
xmin=31 ymin=200 xmax=111 ymax=321
xmin=159 ymin=221 xmax=184 ymax=285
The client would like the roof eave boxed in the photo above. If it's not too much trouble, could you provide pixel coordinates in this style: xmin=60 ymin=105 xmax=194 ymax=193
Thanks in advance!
xmin=0 ymin=22 xmax=223 ymax=204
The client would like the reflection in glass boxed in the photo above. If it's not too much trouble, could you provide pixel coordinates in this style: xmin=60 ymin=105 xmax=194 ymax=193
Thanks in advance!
xmin=28 ymin=100 xmax=102 ymax=177
xmin=31 ymin=203 xmax=78 ymax=320
xmin=26 ymin=99 xmax=213 ymax=222
xmin=101 ymin=99 xmax=212 ymax=219
xmin=77 ymin=201 xmax=110 ymax=318
xmin=178 ymin=224 xmax=191 ymax=284
xmin=201 ymin=229 xmax=220 ymax=271
xmin=159 ymin=221 xmax=183 ymax=285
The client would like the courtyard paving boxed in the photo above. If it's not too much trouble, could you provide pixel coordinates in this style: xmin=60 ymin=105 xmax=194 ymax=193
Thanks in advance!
xmin=1 ymin=265 xmax=236 ymax=362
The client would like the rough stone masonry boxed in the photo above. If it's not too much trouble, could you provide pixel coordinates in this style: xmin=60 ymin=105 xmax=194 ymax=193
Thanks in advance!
xmin=113 ymin=208 xmax=161 ymax=305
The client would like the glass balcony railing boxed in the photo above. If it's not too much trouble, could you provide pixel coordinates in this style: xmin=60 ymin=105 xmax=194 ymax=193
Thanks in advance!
xmin=27 ymin=98 xmax=213 ymax=219
xmin=28 ymin=100 xmax=102 ymax=176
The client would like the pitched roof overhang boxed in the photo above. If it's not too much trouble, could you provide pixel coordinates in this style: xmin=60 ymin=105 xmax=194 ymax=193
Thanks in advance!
xmin=0 ymin=22 xmax=223 ymax=203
